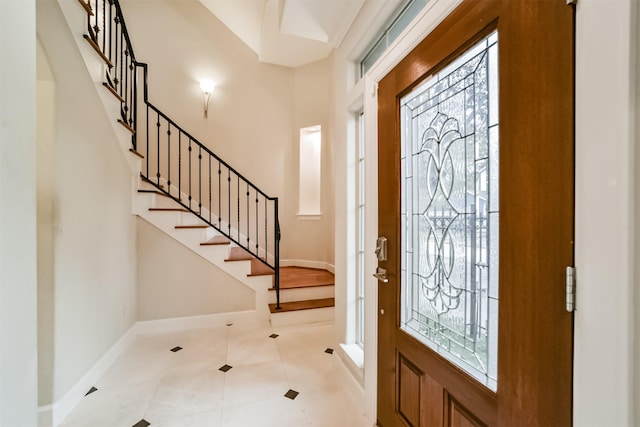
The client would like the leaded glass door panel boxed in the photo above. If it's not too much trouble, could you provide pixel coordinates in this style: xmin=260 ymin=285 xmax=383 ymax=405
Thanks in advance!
xmin=400 ymin=31 xmax=499 ymax=391
xmin=376 ymin=1 xmax=575 ymax=425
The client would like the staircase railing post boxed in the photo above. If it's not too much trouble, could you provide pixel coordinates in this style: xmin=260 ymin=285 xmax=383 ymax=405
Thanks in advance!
xmin=274 ymin=199 xmax=281 ymax=310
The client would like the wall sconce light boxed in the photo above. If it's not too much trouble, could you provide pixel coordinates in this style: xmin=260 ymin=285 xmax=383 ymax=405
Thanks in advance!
xmin=200 ymin=79 xmax=215 ymax=118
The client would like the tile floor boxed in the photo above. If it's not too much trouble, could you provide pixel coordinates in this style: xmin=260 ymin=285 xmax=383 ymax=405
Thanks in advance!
xmin=59 ymin=321 xmax=370 ymax=427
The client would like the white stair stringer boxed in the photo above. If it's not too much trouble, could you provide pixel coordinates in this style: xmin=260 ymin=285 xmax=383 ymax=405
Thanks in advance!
xmin=134 ymin=189 xmax=273 ymax=322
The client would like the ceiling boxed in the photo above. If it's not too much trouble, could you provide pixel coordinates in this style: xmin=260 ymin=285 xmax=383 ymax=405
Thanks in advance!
xmin=198 ymin=0 xmax=366 ymax=68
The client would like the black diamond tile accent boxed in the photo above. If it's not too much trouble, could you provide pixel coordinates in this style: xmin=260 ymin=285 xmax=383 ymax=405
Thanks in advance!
xmin=284 ymin=389 xmax=299 ymax=400
xmin=325 ymin=348 xmax=334 ymax=354
xmin=85 ymin=386 xmax=98 ymax=396
xmin=219 ymin=364 xmax=232 ymax=372
xmin=269 ymin=333 xmax=279 ymax=339
xmin=132 ymin=420 xmax=150 ymax=427
xmin=170 ymin=346 xmax=182 ymax=353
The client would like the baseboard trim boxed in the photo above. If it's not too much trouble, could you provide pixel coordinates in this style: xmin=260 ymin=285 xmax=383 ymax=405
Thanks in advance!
xmin=136 ymin=310 xmax=262 ymax=334
xmin=333 ymin=347 xmax=367 ymax=418
xmin=41 ymin=309 xmax=264 ymax=426
xmin=45 ymin=323 xmax=138 ymax=426
xmin=280 ymin=259 xmax=335 ymax=274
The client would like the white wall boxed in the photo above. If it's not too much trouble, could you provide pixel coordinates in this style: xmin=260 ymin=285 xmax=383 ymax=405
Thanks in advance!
xmin=136 ymin=217 xmax=254 ymax=320
xmin=0 ymin=0 xmax=39 ymax=424
xmin=37 ymin=38 xmax=57 ymax=408
xmin=37 ymin=0 xmax=138 ymax=404
xmin=281 ymin=58 xmax=335 ymax=266
xmin=120 ymin=0 xmax=334 ymax=266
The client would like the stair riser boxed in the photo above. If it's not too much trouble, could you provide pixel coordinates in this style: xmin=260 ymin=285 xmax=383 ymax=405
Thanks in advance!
xmin=268 ymin=286 xmax=334 ymax=304
xmin=269 ymin=307 xmax=334 ymax=327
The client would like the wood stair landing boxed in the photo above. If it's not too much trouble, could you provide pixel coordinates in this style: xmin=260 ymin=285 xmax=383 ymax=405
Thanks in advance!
xmin=275 ymin=266 xmax=334 ymax=290
xmin=267 ymin=267 xmax=335 ymax=324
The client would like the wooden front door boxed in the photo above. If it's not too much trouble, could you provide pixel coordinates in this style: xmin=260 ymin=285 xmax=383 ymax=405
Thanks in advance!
xmin=377 ymin=1 xmax=575 ymax=425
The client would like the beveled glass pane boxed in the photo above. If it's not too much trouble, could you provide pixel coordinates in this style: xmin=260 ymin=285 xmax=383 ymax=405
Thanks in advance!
xmin=400 ymin=31 xmax=499 ymax=391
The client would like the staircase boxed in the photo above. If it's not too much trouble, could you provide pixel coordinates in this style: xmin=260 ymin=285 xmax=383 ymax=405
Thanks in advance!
xmin=136 ymin=180 xmax=335 ymax=324
xmin=62 ymin=0 xmax=333 ymax=325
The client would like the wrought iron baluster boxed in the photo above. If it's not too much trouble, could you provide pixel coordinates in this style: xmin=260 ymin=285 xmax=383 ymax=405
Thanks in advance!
xmin=227 ymin=169 xmax=231 ymax=235
xmin=167 ymin=123 xmax=171 ymax=195
xmin=93 ymin=0 xmax=99 ymax=43
xmin=236 ymin=175 xmax=240 ymax=242
xmin=85 ymin=2 xmax=90 ymax=37
xmin=188 ymin=139 xmax=192 ymax=210
xmin=178 ymin=132 xmax=181 ymax=200
xmin=145 ymin=104 xmax=149 ymax=176
xmin=198 ymin=146 xmax=202 ymax=215
xmin=108 ymin=0 xmax=113 ymax=63
xmin=124 ymin=50 xmax=129 ymax=124
xmin=156 ymin=113 xmax=160 ymax=186
xmin=102 ymin=0 xmax=106 ymax=54
xmin=119 ymin=31 xmax=124 ymax=99
xmin=246 ymin=184 xmax=250 ymax=250
xmin=255 ymin=192 xmax=259 ymax=256
xmin=218 ymin=162 xmax=221 ymax=228
xmin=113 ymin=15 xmax=119 ymax=92
xmin=209 ymin=157 xmax=212 ymax=223
xmin=128 ymin=59 xmax=134 ymax=129
xmin=132 ymin=64 xmax=137 ymax=150
xmin=96 ymin=0 xmax=107 ymax=53
xmin=274 ymin=200 xmax=280 ymax=309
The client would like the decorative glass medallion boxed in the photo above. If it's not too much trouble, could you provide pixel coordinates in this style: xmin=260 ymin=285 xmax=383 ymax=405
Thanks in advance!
xmin=400 ymin=31 xmax=499 ymax=391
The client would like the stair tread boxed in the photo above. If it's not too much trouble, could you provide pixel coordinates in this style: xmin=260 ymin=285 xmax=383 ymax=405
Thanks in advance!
xmin=104 ymin=82 xmax=125 ymax=102
xmin=268 ymin=282 xmax=333 ymax=291
xmin=248 ymin=258 xmax=274 ymax=277
xmin=129 ymin=148 xmax=144 ymax=159
xmin=200 ymin=236 xmax=231 ymax=246
xmin=149 ymin=207 xmax=189 ymax=212
xmin=175 ymin=224 xmax=208 ymax=229
xmin=225 ymin=247 xmax=253 ymax=261
xmin=273 ymin=267 xmax=334 ymax=290
xmin=118 ymin=119 xmax=135 ymax=134
xmin=137 ymin=189 xmax=170 ymax=197
xmin=77 ymin=0 xmax=94 ymax=15
xmin=269 ymin=298 xmax=335 ymax=314
xmin=83 ymin=34 xmax=112 ymax=68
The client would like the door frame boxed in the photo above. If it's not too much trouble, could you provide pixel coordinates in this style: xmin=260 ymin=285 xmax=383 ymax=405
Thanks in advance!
xmin=354 ymin=0 xmax=637 ymax=424
xmin=359 ymin=0 xmax=465 ymax=421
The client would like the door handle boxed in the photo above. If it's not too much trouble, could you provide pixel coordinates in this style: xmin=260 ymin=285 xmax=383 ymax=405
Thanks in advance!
xmin=373 ymin=267 xmax=389 ymax=283
xmin=375 ymin=237 xmax=388 ymax=261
